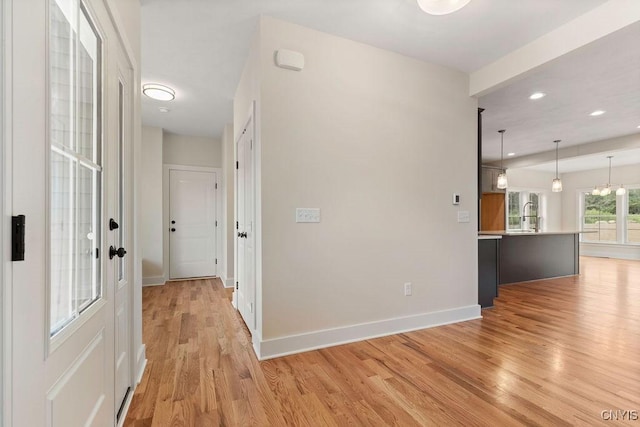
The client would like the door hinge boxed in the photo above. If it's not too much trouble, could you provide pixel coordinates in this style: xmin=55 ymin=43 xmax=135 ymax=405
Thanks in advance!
xmin=215 ymin=182 xmax=218 ymax=189
xmin=215 ymin=258 xmax=218 ymax=265
xmin=215 ymin=220 xmax=218 ymax=227
xmin=250 ymin=139 xmax=253 ymax=149
xmin=236 ymin=161 xmax=239 ymax=169
xmin=236 ymin=281 xmax=239 ymax=290
xmin=11 ymin=215 xmax=26 ymax=262
xmin=236 ymin=221 xmax=239 ymax=230
xmin=96 ymin=248 xmax=99 ymax=259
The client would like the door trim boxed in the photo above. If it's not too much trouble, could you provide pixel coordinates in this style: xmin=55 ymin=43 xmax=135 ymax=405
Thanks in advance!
xmin=162 ymin=164 xmax=223 ymax=283
xmin=233 ymin=101 xmax=261 ymax=341
xmin=1 ymin=0 xmax=12 ymax=424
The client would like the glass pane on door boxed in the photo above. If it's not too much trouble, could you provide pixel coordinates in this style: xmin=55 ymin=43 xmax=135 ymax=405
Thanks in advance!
xmin=49 ymin=0 xmax=102 ymax=337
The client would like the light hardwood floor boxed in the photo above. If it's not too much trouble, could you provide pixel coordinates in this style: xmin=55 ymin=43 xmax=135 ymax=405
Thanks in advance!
xmin=125 ymin=257 xmax=640 ymax=426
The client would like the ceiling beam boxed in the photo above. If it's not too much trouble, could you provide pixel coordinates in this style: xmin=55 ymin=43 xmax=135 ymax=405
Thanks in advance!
xmin=470 ymin=0 xmax=640 ymax=97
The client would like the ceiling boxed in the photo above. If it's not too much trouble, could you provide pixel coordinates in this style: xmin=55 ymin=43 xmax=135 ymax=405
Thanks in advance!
xmin=480 ymin=20 xmax=640 ymax=163
xmin=140 ymin=0 xmax=608 ymax=138
xmin=524 ymin=148 xmax=640 ymax=174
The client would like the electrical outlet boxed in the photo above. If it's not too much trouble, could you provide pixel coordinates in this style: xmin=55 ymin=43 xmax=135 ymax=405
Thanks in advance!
xmin=404 ymin=282 xmax=412 ymax=296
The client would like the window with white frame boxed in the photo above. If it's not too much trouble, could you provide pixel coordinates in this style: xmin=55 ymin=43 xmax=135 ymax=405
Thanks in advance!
xmin=507 ymin=190 xmax=542 ymax=231
xmin=581 ymin=187 xmax=640 ymax=245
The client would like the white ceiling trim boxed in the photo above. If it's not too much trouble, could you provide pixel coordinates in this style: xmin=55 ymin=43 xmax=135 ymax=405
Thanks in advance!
xmin=470 ymin=0 xmax=640 ymax=97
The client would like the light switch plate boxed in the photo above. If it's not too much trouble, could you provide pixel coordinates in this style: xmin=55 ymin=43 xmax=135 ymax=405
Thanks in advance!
xmin=457 ymin=210 xmax=470 ymax=223
xmin=296 ymin=208 xmax=321 ymax=223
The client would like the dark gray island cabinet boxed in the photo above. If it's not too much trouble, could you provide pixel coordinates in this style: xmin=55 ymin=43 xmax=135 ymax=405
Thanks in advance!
xmin=479 ymin=231 xmax=582 ymax=285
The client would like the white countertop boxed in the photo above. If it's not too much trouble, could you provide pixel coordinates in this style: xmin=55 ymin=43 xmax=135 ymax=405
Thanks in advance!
xmin=478 ymin=230 xmax=592 ymax=236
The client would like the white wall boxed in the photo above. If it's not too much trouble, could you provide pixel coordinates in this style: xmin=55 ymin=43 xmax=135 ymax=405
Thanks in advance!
xmin=163 ymin=131 xmax=221 ymax=168
xmin=506 ymin=168 xmax=563 ymax=231
xmin=236 ymin=17 xmax=480 ymax=359
xmin=221 ymin=124 xmax=234 ymax=287
xmin=141 ymin=126 xmax=164 ymax=284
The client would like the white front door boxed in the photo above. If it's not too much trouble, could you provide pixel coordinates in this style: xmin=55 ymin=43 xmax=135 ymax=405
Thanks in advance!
xmin=235 ymin=117 xmax=256 ymax=330
xmin=113 ymin=47 xmax=133 ymax=420
xmin=169 ymin=170 xmax=218 ymax=279
xmin=7 ymin=0 xmax=129 ymax=424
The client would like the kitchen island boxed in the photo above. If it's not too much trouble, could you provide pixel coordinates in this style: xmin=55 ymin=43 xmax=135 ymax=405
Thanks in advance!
xmin=478 ymin=231 xmax=585 ymax=285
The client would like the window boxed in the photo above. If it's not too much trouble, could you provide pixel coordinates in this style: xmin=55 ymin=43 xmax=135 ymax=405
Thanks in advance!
xmin=507 ymin=190 xmax=542 ymax=231
xmin=581 ymin=188 xmax=640 ymax=245
xmin=49 ymin=0 xmax=102 ymax=336
xmin=582 ymin=193 xmax=616 ymax=242
xmin=627 ymin=188 xmax=640 ymax=244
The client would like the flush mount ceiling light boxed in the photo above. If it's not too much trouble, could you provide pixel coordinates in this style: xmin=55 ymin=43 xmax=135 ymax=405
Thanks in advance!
xmin=142 ymin=83 xmax=175 ymax=101
xmin=496 ymin=129 xmax=508 ymax=189
xmin=507 ymin=152 xmax=516 ymax=157
xmin=592 ymin=156 xmax=625 ymax=196
xmin=417 ymin=0 xmax=471 ymax=15
xmin=589 ymin=110 xmax=606 ymax=117
xmin=529 ymin=92 xmax=546 ymax=100
xmin=551 ymin=140 xmax=562 ymax=192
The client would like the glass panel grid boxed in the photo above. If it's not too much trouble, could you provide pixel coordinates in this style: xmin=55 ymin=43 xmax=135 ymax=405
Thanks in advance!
xmin=49 ymin=0 xmax=102 ymax=337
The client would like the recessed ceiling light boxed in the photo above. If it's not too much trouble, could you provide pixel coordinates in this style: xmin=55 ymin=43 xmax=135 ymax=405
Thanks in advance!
xmin=529 ymin=92 xmax=545 ymax=100
xmin=590 ymin=110 xmax=606 ymax=116
xmin=158 ymin=107 xmax=170 ymax=113
xmin=142 ymin=83 xmax=175 ymax=101
xmin=507 ymin=152 xmax=516 ymax=156
xmin=637 ymin=125 xmax=640 ymax=129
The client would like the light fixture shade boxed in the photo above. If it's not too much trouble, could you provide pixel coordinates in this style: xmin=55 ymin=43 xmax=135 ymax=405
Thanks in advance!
xmin=552 ymin=178 xmax=563 ymax=192
xmin=496 ymin=172 xmax=508 ymax=189
xmin=616 ymin=185 xmax=626 ymax=196
xmin=591 ymin=187 xmax=601 ymax=196
xmin=417 ymin=0 xmax=471 ymax=15
xmin=142 ymin=83 xmax=175 ymax=101
xmin=600 ymin=186 xmax=611 ymax=196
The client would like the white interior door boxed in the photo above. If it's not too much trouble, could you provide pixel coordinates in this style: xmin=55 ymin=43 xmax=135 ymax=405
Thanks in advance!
xmin=113 ymin=47 xmax=133 ymax=421
xmin=236 ymin=119 xmax=255 ymax=330
xmin=169 ymin=170 xmax=218 ymax=279
xmin=8 ymin=0 xmax=126 ymax=424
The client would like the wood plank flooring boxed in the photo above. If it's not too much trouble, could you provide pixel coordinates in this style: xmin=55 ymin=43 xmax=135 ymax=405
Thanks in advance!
xmin=125 ymin=257 xmax=640 ymax=426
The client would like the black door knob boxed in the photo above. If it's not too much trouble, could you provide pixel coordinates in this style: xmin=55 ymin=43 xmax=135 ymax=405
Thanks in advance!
xmin=171 ymin=220 xmax=176 ymax=224
xmin=171 ymin=228 xmax=176 ymax=232
xmin=237 ymin=231 xmax=247 ymax=238
xmin=109 ymin=246 xmax=127 ymax=259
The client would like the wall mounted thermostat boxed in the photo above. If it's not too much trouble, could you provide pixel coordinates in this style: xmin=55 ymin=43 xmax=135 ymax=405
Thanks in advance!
xmin=452 ymin=193 xmax=460 ymax=205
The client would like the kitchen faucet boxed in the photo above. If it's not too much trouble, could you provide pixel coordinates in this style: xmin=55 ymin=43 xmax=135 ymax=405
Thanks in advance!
xmin=522 ymin=201 xmax=540 ymax=232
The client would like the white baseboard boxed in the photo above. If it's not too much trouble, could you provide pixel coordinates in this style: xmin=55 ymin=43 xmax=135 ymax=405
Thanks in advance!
xmin=581 ymin=243 xmax=640 ymax=260
xmin=256 ymin=304 xmax=481 ymax=360
xmin=135 ymin=344 xmax=147 ymax=384
xmin=223 ymin=276 xmax=234 ymax=288
xmin=142 ymin=276 xmax=165 ymax=286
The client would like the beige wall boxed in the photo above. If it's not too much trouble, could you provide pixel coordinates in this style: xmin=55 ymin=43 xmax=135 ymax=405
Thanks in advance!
xmin=141 ymin=126 xmax=164 ymax=283
xmin=506 ymin=168 xmax=563 ymax=231
xmin=221 ymin=124 xmax=235 ymax=286
xmin=236 ymin=17 xmax=479 ymax=355
xmin=163 ymin=131 xmax=222 ymax=167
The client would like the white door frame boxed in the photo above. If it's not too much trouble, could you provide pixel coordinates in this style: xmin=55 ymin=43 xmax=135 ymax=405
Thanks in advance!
xmin=234 ymin=101 xmax=261 ymax=343
xmin=163 ymin=164 xmax=223 ymax=282
xmin=1 ymin=0 xmax=12 ymax=424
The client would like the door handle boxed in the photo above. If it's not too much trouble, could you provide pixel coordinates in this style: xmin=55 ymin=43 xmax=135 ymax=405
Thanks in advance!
xmin=171 ymin=228 xmax=176 ymax=232
xmin=109 ymin=246 xmax=127 ymax=259
xmin=237 ymin=231 xmax=247 ymax=238
xmin=109 ymin=218 xmax=119 ymax=230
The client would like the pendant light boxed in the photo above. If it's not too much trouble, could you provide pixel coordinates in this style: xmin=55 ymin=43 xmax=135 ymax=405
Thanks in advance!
xmin=496 ymin=130 xmax=508 ymax=189
xmin=592 ymin=155 xmax=627 ymax=197
xmin=551 ymin=140 xmax=563 ymax=192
